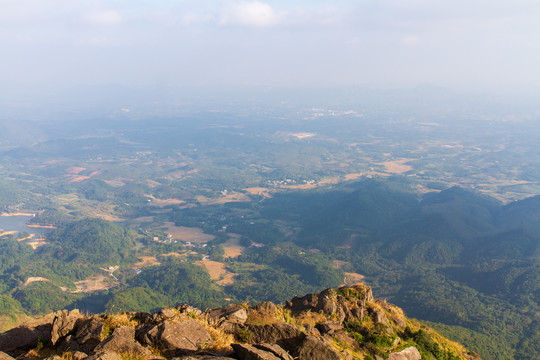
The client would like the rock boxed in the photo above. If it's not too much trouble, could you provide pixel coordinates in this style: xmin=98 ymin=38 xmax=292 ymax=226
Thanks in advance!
xmin=94 ymin=326 xmax=152 ymax=357
xmin=44 ymin=355 xmax=62 ymax=360
xmin=316 ymin=322 xmax=343 ymax=335
xmin=293 ymin=335 xmax=341 ymax=360
xmin=245 ymin=323 xmax=303 ymax=350
xmin=51 ymin=309 xmax=82 ymax=345
xmin=72 ymin=351 xmax=87 ymax=360
xmin=152 ymin=308 xmax=181 ymax=322
xmin=386 ymin=346 xmax=421 ymax=360
xmin=136 ymin=319 xmax=212 ymax=357
xmin=206 ymin=305 xmax=248 ymax=325
xmin=232 ymin=343 xmax=281 ymax=360
xmin=368 ymin=308 xmax=390 ymax=326
xmin=254 ymin=302 xmax=277 ymax=315
xmin=84 ymin=351 xmax=123 ymax=360
xmin=0 ymin=314 xmax=55 ymax=355
xmin=0 ymin=352 xmax=15 ymax=360
xmin=74 ymin=318 xmax=104 ymax=352
xmin=175 ymin=305 xmax=202 ymax=318
xmin=253 ymin=343 xmax=294 ymax=360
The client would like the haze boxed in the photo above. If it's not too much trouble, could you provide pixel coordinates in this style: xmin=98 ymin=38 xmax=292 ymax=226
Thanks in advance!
xmin=2 ymin=0 xmax=540 ymax=101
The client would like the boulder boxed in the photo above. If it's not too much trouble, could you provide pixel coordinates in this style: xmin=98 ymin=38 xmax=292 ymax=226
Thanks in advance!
xmin=245 ymin=323 xmax=303 ymax=350
xmin=0 ymin=314 xmax=55 ymax=355
xmin=151 ymin=308 xmax=181 ymax=323
xmin=175 ymin=305 xmax=203 ymax=318
xmin=232 ymin=343 xmax=281 ymax=360
xmin=74 ymin=318 xmax=105 ymax=347
xmin=94 ymin=326 xmax=152 ymax=358
xmin=386 ymin=346 xmax=421 ymax=360
xmin=254 ymin=302 xmax=277 ymax=315
xmin=136 ymin=319 xmax=212 ymax=357
xmin=293 ymin=335 xmax=341 ymax=360
xmin=316 ymin=321 xmax=343 ymax=335
xmin=172 ymin=356 xmax=236 ymax=360
xmin=253 ymin=343 xmax=294 ymax=360
xmin=206 ymin=305 xmax=248 ymax=325
xmin=71 ymin=351 xmax=88 ymax=360
xmin=368 ymin=308 xmax=390 ymax=326
xmin=51 ymin=309 xmax=83 ymax=345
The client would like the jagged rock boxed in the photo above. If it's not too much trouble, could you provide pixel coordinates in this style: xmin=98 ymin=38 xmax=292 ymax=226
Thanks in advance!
xmin=254 ymin=302 xmax=277 ymax=315
xmin=0 ymin=314 xmax=55 ymax=355
xmin=0 ymin=351 xmax=15 ymax=360
xmin=253 ymin=343 xmax=294 ymax=360
xmin=293 ymin=335 xmax=341 ymax=360
xmin=176 ymin=305 xmax=202 ymax=318
xmin=301 ymin=324 xmax=320 ymax=337
xmin=44 ymin=355 xmax=62 ymax=360
xmin=385 ymin=346 xmax=421 ymax=360
xmin=232 ymin=343 xmax=281 ymax=360
xmin=94 ymin=326 xmax=152 ymax=357
xmin=152 ymin=308 xmax=181 ymax=322
xmin=136 ymin=319 xmax=212 ymax=357
xmin=84 ymin=351 xmax=123 ymax=360
xmin=206 ymin=304 xmax=248 ymax=325
xmin=368 ymin=308 xmax=390 ymax=326
xmin=51 ymin=309 xmax=82 ymax=345
xmin=245 ymin=323 xmax=303 ymax=349
xmin=316 ymin=321 xmax=343 ymax=335
xmin=71 ymin=351 xmax=87 ymax=360
xmin=74 ymin=318 xmax=104 ymax=350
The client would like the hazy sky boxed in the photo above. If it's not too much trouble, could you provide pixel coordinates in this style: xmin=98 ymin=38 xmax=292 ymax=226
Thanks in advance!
xmin=1 ymin=0 xmax=540 ymax=95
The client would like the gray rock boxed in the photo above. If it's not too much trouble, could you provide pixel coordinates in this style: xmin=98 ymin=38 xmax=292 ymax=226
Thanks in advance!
xmin=254 ymin=302 xmax=277 ymax=315
xmin=387 ymin=346 xmax=421 ymax=360
xmin=94 ymin=326 xmax=152 ymax=357
xmin=75 ymin=318 xmax=104 ymax=345
xmin=175 ymin=305 xmax=202 ymax=318
xmin=293 ymin=335 xmax=341 ymax=360
xmin=232 ymin=343 xmax=281 ymax=360
xmin=0 ymin=314 xmax=55 ymax=354
xmin=206 ymin=305 xmax=248 ymax=325
xmin=253 ymin=343 xmax=293 ymax=360
xmin=51 ymin=309 xmax=82 ymax=345
xmin=136 ymin=319 xmax=212 ymax=357
xmin=245 ymin=323 xmax=303 ymax=347
xmin=316 ymin=321 xmax=343 ymax=335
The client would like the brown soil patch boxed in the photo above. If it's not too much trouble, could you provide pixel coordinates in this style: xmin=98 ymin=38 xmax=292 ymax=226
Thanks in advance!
xmin=97 ymin=214 xmax=126 ymax=222
xmin=0 ymin=230 xmax=17 ymax=237
xmin=68 ymin=170 xmax=101 ymax=183
xmin=133 ymin=216 xmax=154 ymax=223
xmin=146 ymin=179 xmax=162 ymax=188
xmin=196 ymin=192 xmax=251 ymax=205
xmin=344 ymin=173 xmax=364 ymax=181
xmin=1 ymin=212 xmax=36 ymax=217
xmin=65 ymin=167 xmax=86 ymax=174
xmin=26 ymin=238 xmax=50 ymax=250
xmin=197 ymin=260 xmax=237 ymax=286
xmin=216 ymin=273 xmax=237 ymax=286
xmin=104 ymin=179 xmax=126 ymax=187
xmin=343 ymin=272 xmax=365 ymax=285
xmin=159 ymin=222 xmax=215 ymax=243
xmin=332 ymin=260 xmax=348 ymax=269
xmin=223 ymin=234 xmax=245 ymax=259
xmin=23 ymin=277 xmax=50 ymax=286
xmin=73 ymin=276 xmax=115 ymax=293
xmin=380 ymin=159 xmax=414 ymax=174
xmin=26 ymin=224 xmax=56 ymax=229
xmin=244 ymin=187 xmax=273 ymax=198
xmin=17 ymin=234 xmax=35 ymax=242
xmin=132 ymin=256 xmax=161 ymax=269
xmin=146 ymin=195 xmax=186 ymax=207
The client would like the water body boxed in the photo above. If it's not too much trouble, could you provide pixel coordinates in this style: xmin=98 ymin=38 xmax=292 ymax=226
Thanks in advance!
xmin=0 ymin=215 xmax=51 ymax=237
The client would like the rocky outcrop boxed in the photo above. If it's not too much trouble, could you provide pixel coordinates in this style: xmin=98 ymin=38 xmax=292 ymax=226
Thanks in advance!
xmin=0 ymin=284 xmax=479 ymax=360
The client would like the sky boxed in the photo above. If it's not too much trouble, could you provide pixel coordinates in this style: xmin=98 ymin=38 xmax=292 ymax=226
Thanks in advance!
xmin=1 ymin=0 xmax=540 ymax=97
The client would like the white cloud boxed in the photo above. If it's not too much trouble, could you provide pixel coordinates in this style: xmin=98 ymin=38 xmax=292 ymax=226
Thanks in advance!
xmin=219 ymin=1 xmax=281 ymax=27
xmin=85 ymin=10 xmax=124 ymax=25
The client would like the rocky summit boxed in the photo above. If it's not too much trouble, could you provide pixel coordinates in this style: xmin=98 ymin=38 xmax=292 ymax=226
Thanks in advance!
xmin=0 ymin=284 xmax=480 ymax=360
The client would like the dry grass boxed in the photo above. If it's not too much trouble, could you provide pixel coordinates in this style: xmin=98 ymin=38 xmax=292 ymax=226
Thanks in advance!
xmin=343 ymin=272 xmax=365 ymax=285
xmin=295 ymin=311 xmax=327 ymax=327
xmin=243 ymin=187 xmax=273 ymax=198
xmin=196 ymin=318 xmax=235 ymax=352
xmin=222 ymin=234 xmax=245 ymax=258
xmin=73 ymin=275 xmax=114 ymax=293
xmin=132 ymin=256 xmax=161 ymax=269
xmin=379 ymin=159 xmax=414 ymax=174
xmin=159 ymin=222 xmax=215 ymax=243
xmin=196 ymin=192 xmax=251 ymax=205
